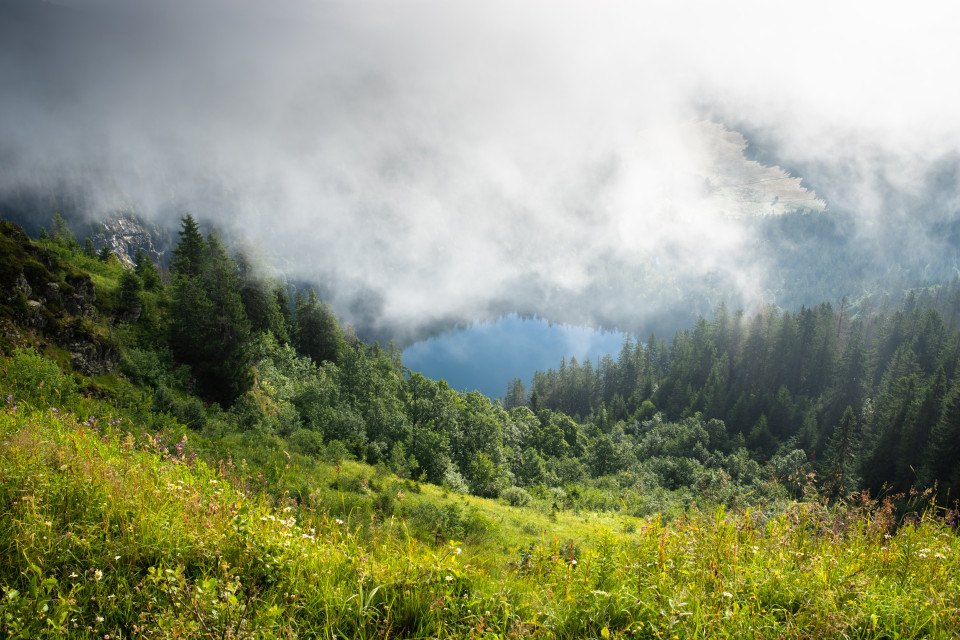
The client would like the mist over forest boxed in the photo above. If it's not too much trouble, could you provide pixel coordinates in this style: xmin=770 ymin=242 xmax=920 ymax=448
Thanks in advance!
xmin=8 ymin=4 xmax=960 ymax=636
xmin=3 ymin=0 xmax=960 ymax=347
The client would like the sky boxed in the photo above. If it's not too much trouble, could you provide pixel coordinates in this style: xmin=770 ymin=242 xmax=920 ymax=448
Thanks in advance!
xmin=2 ymin=0 xmax=960 ymax=345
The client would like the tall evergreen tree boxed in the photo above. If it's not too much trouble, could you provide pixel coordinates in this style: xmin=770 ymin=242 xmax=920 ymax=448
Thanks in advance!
xmin=504 ymin=378 xmax=527 ymax=410
xmin=51 ymin=212 xmax=77 ymax=247
xmin=294 ymin=289 xmax=344 ymax=365
xmin=824 ymin=406 xmax=860 ymax=495
xmin=82 ymin=237 xmax=97 ymax=259
xmin=116 ymin=269 xmax=143 ymax=319
xmin=168 ymin=218 xmax=253 ymax=405
xmin=894 ymin=367 xmax=945 ymax=490
xmin=170 ymin=214 xmax=206 ymax=278
xmin=921 ymin=378 xmax=960 ymax=496
xmin=134 ymin=247 xmax=161 ymax=291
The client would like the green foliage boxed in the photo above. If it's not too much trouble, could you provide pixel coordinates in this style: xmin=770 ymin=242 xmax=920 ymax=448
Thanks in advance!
xmin=116 ymin=268 xmax=143 ymax=318
xmin=501 ymin=485 xmax=533 ymax=507
xmin=134 ymin=246 xmax=162 ymax=291
xmin=1 ymin=347 xmax=76 ymax=406
xmin=294 ymin=288 xmax=344 ymax=365
xmin=97 ymin=243 xmax=114 ymax=262
xmin=169 ymin=221 xmax=253 ymax=405
xmin=51 ymin=212 xmax=77 ymax=248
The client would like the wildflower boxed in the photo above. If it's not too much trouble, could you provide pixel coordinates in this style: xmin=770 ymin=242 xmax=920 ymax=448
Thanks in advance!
xmin=445 ymin=575 xmax=453 ymax=582
xmin=69 ymin=572 xmax=78 ymax=578
xmin=44 ymin=521 xmax=52 ymax=527
xmin=96 ymin=616 xmax=104 ymax=622
xmin=335 ymin=519 xmax=344 ymax=525
xmin=454 ymin=547 xmax=462 ymax=555
xmin=722 ymin=592 xmax=733 ymax=598
xmin=94 ymin=569 xmax=103 ymax=581
xmin=114 ymin=555 xmax=121 ymax=561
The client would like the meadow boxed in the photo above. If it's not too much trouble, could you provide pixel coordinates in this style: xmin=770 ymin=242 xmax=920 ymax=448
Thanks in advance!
xmin=1 ymin=389 xmax=959 ymax=639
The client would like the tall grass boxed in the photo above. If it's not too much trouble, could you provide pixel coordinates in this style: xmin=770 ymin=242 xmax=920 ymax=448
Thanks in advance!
xmin=1 ymin=397 xmax=959 ymax=638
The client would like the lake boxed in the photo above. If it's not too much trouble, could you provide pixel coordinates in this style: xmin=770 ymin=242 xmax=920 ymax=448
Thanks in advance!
xmin=402 ymin=314 xmax=627 ymax=400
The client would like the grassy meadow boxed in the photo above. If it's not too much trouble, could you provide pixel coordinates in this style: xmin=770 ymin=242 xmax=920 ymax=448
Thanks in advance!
xmin=1 ymin=392 xmax=959 ymax=639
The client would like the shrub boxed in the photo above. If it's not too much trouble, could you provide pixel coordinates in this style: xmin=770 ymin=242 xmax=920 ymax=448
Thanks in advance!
xmin=289 ymin=429 xmax=324 ymax=456
xmin=120 ymin=347 xmax=167 ymax=388
xmin=1 ymin=347 xmax=76 ymax=406
xmin=501 ymin=486 xmax=533 ymax=507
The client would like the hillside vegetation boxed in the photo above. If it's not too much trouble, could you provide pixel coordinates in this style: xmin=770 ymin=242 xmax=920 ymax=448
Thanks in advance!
xmin=2 ymin=215 xmax=960 ymax=638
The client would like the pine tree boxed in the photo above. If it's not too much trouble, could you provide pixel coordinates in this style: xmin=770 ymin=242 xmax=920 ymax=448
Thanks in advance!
xmin=116 ymin=269 xmax=143 ymax=319
xmin=170 ymin=214 xmax=205 ymax=278
xmin=294 ymin=289 xmax=344 ymax=365
xmin=892 ymin=367 xmax=945 ymax=490
xmin=198 ymin=231 xmax=253 ymax=403
xmin=504 ymin=378 xmax=527 ymax=409
xmin=921 ymin=378 xmax=960 ymax=494
xmin=168 ymin=218 xmax=252 ymax=405
xmin=824 ymin=406 xmax=860 ymax=495
xmin=134 ymin=247 xmax=161 ymax=291
xmin=83 ymin=237 xmax=97 ymax=259
xmin=51 ymin=213 xmax=77 ymax=247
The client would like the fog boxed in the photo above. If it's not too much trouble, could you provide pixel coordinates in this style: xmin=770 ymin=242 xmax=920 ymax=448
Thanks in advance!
xmin=3 ymin=0 xmax=960 ymax=344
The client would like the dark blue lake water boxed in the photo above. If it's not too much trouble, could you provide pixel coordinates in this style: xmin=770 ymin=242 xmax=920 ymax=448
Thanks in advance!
xmin=402 ymin=314 xmax=627 ymax=400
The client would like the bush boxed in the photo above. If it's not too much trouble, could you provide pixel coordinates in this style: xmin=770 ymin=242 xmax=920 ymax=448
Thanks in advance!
xmin=119 ymin=347 xmax=167 ymax=388
xmin=2 ymin=347 xmax=76 ymax=406
xmin=442 ymin=463 xmax=470 ymax=494
xmin=323 ymin=440 xmax=353 ymax=464
xmin=289 ymin=429 xmax=324 ymax=456
xmin=501 ymin=486 xmax=533 ymax=507
xmin=172 ymin=396 xmax=207 ymax=431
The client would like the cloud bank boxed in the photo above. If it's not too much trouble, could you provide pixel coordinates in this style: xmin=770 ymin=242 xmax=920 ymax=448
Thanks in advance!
xmin=2 ymin=0 xmax=959 ymax=343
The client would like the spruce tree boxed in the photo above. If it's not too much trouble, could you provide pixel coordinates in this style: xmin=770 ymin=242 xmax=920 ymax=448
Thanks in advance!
xmin=134 ymin=247 xmax=161 ymax=291
xmin=116 ymin=269 xmax=143 ymax=319
xmin=294 ymin=289 xmax=344 ymax=365
xmin=824 ymin=406 xmax=860 ymax=495
xmin=921 ymin=378 xmax=960 ymax=494
xmin=168 ymin=217 xmax=252 ymax=405
xmin=83 ymin=237 xmax=97 ymax=259
xmin=170 ymin=214 xmax=205 ymax=278
xmin=51 ymin=213 xmax=77 ymax=247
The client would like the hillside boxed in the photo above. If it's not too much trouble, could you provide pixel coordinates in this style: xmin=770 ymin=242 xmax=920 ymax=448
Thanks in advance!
xmin=2 ymin=217 xmax=960 ymax=637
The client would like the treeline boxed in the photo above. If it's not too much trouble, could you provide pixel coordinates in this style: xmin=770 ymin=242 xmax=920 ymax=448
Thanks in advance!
xmin=522 ymin=287 xmax=960 ymax=500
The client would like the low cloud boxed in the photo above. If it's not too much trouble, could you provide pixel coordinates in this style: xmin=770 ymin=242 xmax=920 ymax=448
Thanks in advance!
xmin=2 ymin=0 xmax=959 ymax=343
